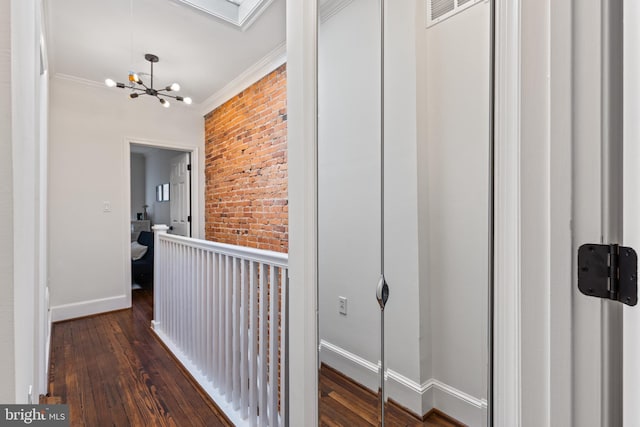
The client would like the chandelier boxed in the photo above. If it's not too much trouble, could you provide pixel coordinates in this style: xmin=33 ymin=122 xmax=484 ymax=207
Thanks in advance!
xmin=105 ymin=53 xmax=192 ymax=108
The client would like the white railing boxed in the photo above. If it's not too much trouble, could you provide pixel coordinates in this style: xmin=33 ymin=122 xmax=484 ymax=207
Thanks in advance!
xmin=151 ymin=225 xmax=288 ymax=427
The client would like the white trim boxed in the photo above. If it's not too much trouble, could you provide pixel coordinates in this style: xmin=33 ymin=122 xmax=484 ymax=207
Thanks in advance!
xmin=293 ymin=0 xmax=529 ymax=424
xmin=159 ymin=232 xmax=288 ymax=267
xmin=548 ymin=0 xmax=573 ymax=424
xmin=199 ymin=42 xmax=286 ymax=116
xmin=319 ymin=340 xmax=487 ymax=423
xmin=286 ymin=0 xmax=318 ymax=424
xmin=123 ymin=137 xmax=203 ymax=309
xmin=53 ymin=72 xmax=106 ymax=90
xmin=623 ymin=0 xmax=640 ymax=423
xmin=50 ymin=294 xmax=129 ymax=322
xmin=237 ymin=0 xmax=276 ymax=30
xmin=11 ymin=0 xmax=39 ymax=403
xmin=427 ymin=378 xmax=487 ymax=410
xmin=175 ymin=0 xmax=274 ymax=31
xmin=318 ymin=0 xmax=353 ymax=23
xmin=45 ymin=286 xmax=52 ymax=380
xmin=493 ymin=0 xmax=522 ymax=425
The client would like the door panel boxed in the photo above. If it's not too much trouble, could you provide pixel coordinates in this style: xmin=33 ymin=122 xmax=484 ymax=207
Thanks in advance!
xmin=169 ymin=152 xmax=191 ymax=237
xmin=317 ymin=0 xmax=491 ymax=425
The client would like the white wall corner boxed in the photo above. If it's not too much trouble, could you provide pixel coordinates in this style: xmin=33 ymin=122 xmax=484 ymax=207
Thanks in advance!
xmin=199 ymin=41 xmax=286 ymax=116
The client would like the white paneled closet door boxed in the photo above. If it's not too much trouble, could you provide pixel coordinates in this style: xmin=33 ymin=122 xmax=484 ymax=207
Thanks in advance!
xmin=169 ymin=152 xmax=191 ymax=237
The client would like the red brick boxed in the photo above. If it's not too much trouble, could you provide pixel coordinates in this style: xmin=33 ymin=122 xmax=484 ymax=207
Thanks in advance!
xmin=204 ymin=64 xmax=288 ymax=253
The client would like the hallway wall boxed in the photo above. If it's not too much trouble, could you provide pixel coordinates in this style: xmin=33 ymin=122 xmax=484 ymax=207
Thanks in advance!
xmin=0 ymin=0 xmax=16 ymax=403
xmin=48 ymin=77 xmax=203 ymax=320
xmin=420 ymin=3 xmax=490 ymax=423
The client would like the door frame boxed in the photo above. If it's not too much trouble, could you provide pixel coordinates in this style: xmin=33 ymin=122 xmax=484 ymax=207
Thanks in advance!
xmin=623 ymin=0 xmax=640 ymax=422
xmin=287 ymin=0 xmax=583 ymax=425
xmin=122 ymin=137 xmax=202 ymax=308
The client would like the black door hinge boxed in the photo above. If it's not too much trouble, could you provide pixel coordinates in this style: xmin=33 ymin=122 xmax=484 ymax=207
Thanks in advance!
xmin=578 ymin=243 xmax=638 ymax=306
xmin=187 ymin=164 xmax=191 ymax=171
xmin=187 ymin=215 xmax=191 ymax=222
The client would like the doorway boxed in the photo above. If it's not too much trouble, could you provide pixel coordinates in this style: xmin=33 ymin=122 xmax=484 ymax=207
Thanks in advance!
xmin=126 ymin=140 xmax=200 ymax=304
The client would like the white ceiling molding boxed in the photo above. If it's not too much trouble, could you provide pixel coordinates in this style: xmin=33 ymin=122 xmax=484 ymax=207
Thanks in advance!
xmin=199 ymin=41 xmax=286 ymax=116
xmin=176 ymin=0 xmax=275 ymax=30
xmin=319 ymin=0 xmax=354 ymax=23
xmin=54 ymin=73 xmax=109 ymax=90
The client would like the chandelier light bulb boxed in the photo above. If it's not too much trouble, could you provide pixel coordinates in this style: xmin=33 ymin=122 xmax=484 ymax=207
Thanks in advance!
xmin=112 ymin=54 xmax=190 ymax=109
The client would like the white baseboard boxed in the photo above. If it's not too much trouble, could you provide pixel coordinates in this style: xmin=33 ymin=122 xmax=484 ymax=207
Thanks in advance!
xmin=319 ymin=339 xmax=487 ymax=425
xmin=431 ymin=380 xmax=487 ymax=427
xmin=50 ymin=294 xmax=129 ymax=322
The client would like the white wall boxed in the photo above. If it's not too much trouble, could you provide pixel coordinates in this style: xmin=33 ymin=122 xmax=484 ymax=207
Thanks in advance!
xmin=48 ymin=77 xmax=203 ymax=320
xmin=317 ymin=0 xmax=382 ymax=392
xmin=421 ymin=3 xmax=490 ymax=423
xmin=144 ymin=148 xmax=184 ymax=226
xmin=130 ymin=153 xmax=146 ymax=220
xmin=383 ymin=0 xmax=425 ymax=411
xmin=0 ymin=0 xmax=16 ymax=404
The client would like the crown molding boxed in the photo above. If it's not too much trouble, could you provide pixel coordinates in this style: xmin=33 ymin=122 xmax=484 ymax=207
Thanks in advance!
xmin=199 ymin=41 xmax=286 ymax=116
xmin=53 ymin=73 xmax=107 ymax=90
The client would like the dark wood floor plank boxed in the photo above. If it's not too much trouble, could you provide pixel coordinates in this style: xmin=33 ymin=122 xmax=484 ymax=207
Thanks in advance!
xmin=319 ymin=363 xmax=467 ymax=427
xmin=50 ymin=288 xmax=467 ymax=426
xmin=48 ymin=289 xmax=232 ymax=427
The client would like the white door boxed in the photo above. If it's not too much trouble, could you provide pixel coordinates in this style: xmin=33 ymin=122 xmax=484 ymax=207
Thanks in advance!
xmin=169 ymin=152 xmax=191 ymax=237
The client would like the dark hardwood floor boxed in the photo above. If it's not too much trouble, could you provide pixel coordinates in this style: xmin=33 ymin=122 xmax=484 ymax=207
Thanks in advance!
xmin=48 ymin=289 xmax=232 ymax=427
xmin=319 ymin=364 xmax=465 ymax=427
xmin=49 ymin=288 xmax=463 ymax=426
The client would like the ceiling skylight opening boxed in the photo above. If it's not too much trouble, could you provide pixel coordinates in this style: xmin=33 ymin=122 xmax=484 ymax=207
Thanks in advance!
xmin=175 ymin=0 xmax=274 ymax=30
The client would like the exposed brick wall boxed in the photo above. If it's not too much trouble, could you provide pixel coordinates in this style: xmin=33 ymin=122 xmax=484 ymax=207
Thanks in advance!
xmin=204 ymin=64 xmax=287 ymax=253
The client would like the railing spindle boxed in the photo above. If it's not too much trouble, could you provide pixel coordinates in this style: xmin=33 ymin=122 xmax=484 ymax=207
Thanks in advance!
xmin=250 ymin=261 xmax=259 ymax=427
xmin=241 ymin=259 xmax=249 ymax=419
xmin=151 ymin=232 xmax=288 ymax=427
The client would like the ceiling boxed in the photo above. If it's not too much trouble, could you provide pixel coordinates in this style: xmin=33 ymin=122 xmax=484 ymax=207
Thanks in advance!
xmin=44 ymin=0 xmax=286 ymax=105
